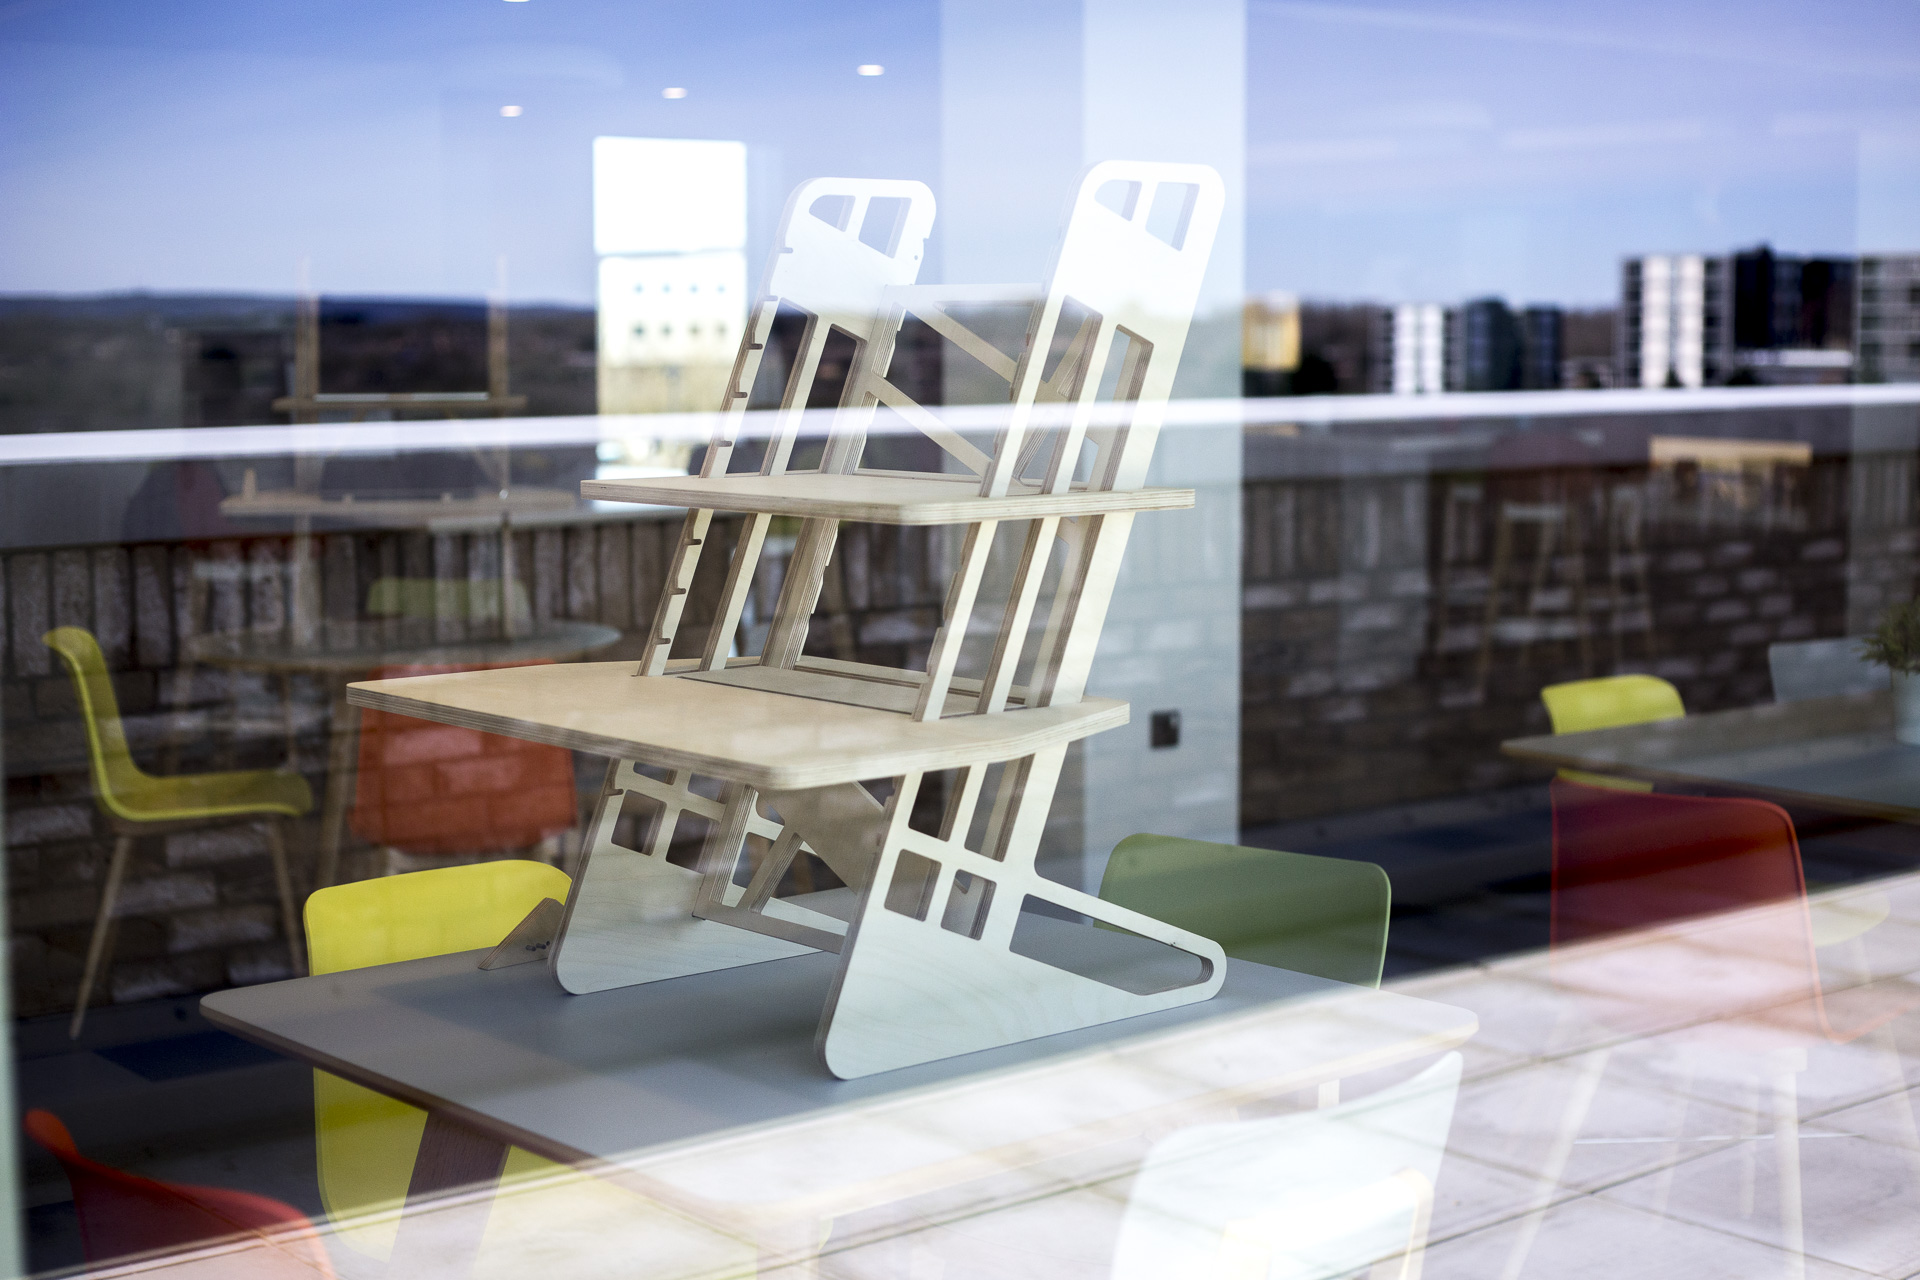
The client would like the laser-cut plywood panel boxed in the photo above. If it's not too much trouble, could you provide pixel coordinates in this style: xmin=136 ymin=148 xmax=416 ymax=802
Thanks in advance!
xmin=354 ymin=163 xmax=1229 ymax=1078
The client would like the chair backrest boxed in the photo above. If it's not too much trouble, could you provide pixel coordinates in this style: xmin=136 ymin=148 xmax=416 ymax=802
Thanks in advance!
xmin=1539 ymin=674 xmax=1684 ymax=734
xmin=1769 ymin=636 xmax=1888 ymax=703
xmin=1546 ymin=779 xmax=1851 ymax=1039
xmin=305 ymin=860 xmax=570 ymax=1259
xmin=365 ymin=577 xmax=533 ymax=624
xmin=43 ymin=627 xmax=152 ymax=823
xmin=1111 ymin=1052 xmax=1460 ymax=1280
xmin=305 ymin=859 xmax=572 ymax=973
xmin=25 ymin=1108 xmax=335 ymax=1276
xmin=1550 ymin=779 xmax=1805 ymax=946
xmin=1099 ymin=834 xmax=1390 ymax=988
xmin=349 ymin=663 xmax=577 ymax=856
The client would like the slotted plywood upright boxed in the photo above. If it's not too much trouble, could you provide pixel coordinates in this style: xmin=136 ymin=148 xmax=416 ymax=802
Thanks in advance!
xmin=350 ymin=161 xmax=1227 ymax=1078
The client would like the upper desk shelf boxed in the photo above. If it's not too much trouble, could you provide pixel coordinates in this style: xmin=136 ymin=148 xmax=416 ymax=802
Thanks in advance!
xmin=581 ymin=469 xmax=1194 ymax=526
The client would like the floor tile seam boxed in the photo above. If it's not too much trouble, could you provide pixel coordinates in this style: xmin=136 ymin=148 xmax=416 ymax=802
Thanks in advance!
xmin=1586 ymin=1178 xmax=1914 ymax=1277
xmin=1572 ymin=1129 xmax=1774 ymax=1198
xmin=1571 ymin=1189 xmax=1887 ymax=1277
xmin=1800 ymin=1080 xmax=1920 ymax=1128
xmin=803 ymin=1171 xmax=1139 ymax=1265
xmin=1436 ymin=1128 xmax=1747 ymax=1194
xmin=1634 ymin=1073 xmax=1920 ymax=1124
xmin=1414 ymin=1183 xmax=1600 ymax=1253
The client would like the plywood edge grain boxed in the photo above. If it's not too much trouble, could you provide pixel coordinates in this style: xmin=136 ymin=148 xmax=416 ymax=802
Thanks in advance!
xmin=580 ymin=474 xmax=1194 ymax=525
xmin=345 ymin=666 xmax=1128 ymax=789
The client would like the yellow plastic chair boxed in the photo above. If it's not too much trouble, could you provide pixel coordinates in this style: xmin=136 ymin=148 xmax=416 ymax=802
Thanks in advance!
xmin=45 ymin=627 xmax=310 ymax=1039
xmin=304 ymin=860 xmax=571 ymax=1259
xmin=1538 ymin=674 xmax=1685 ymax=792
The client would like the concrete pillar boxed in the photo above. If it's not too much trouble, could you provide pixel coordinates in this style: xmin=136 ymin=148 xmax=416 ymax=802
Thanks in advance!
xmin=942 ymin=0 xmax=1246 ymax=888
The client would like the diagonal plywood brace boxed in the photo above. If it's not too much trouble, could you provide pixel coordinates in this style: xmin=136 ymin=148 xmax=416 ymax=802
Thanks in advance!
xmin=479 ymin=897 xmax=566 ymax=970
xmin=551 ymin=761 xmax=826 ymax=994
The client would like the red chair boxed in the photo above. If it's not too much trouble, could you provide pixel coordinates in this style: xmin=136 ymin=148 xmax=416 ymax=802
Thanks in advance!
xmin=350 ymin=663 xmax=577 ymax=860
xmin=25 ymin=1108 xmax=336 ymax=1276
xmin=1547 ymin=779 xmax=1907 ymax=1040
xmin=1503 ymin=781 xmax=1918 ymax=1276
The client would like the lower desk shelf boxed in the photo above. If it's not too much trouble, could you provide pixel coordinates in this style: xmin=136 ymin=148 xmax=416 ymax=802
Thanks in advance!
xmin=346 ymin=660 xmax=1128 ymax=790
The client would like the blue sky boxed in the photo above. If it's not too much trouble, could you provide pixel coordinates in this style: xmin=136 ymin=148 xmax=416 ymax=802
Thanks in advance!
xmin=1 ymin=0 xmax=1914 ymax=308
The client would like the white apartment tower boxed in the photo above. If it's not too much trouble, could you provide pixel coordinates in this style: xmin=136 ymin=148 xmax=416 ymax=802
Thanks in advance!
xmin=1387 ymin=303 xmax=1446 ymax=394
xmin=1620 ymin=254 xmax=1710 ymax=388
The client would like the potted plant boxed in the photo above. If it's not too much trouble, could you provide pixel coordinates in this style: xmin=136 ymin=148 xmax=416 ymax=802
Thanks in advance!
xmin=1861 ymin=600 xmax=1920 ymax=745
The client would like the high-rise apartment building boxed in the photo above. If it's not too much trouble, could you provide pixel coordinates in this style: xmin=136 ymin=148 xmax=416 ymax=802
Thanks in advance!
xmin=1364 ymin=298 xmax=1562 ymax=394
xmin=1520 ymin=306 xmax=1564 ymax=390
xmin=1447 ymin=298 xmax=1524 ymax=391
xmin=1620 ymin=245 xmax=1855 ymax=388
xmin=1856 ymin=254 xmax=1920 ymax=384
xmin=1726 ymin=245 xmax=1854 ymax=384
xmin=1375 ymin=303 xmax=1446 ymax=394
xmin=1619 ymin=254 xmax=1713 ymax=388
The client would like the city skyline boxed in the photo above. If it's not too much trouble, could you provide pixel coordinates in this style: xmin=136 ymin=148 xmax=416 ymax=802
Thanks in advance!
xmin=1 ymin=0 xmax=1914 ymax=307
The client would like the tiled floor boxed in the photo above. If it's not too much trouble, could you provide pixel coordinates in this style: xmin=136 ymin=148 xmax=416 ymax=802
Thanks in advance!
xmin=37 ymin=869 xmax=1920 ymax=1279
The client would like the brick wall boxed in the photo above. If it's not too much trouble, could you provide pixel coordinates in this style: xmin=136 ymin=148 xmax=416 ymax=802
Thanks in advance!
xmin=1240 ymin=435 xmax=1886 ymax=828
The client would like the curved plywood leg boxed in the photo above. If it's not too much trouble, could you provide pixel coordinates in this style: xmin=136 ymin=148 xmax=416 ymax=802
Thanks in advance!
xmin=815 ymin=771 xmax=1224 ymax=1079
xmin=817 ymin=898 xmax=1224 ymax=1079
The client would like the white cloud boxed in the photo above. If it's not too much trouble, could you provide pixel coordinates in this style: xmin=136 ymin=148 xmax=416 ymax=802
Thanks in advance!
xmin=1501 ymin=119 xmax=1710 ymax=152
xmin=1248 ymin=137 xmax=1400 ymax=166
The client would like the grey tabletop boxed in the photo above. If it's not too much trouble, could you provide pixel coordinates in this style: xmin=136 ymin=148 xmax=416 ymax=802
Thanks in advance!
xmin=1502 ymin=689 xmax=1920 ymax=819
xmin=183 ymin=619 xmax=623 ymax=674
xmin=201 ymin=923 xmax=1475 ymax=1219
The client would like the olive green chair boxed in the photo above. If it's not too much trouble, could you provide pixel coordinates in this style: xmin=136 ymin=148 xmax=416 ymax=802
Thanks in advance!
xmin=1098 ymin=834 xmax=1391 ymax=988
xmin=45 ymin=626 xmax=311 ymax=1038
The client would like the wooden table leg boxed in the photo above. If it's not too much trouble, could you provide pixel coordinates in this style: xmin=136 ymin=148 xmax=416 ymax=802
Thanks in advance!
xmin=385 ymin=1111 xmax=511 ymax=1278
xmin=316 ymin=684 xmax=360 ymax=890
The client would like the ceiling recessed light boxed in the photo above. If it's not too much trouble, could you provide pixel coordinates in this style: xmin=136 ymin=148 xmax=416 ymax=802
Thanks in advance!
xmin=662 ymin=87 xmax=688 ymax=100
xmin=500 ymin=104 xmax=523 ymax=117
xmin=857 ymin=64 xmax=884 ymax=76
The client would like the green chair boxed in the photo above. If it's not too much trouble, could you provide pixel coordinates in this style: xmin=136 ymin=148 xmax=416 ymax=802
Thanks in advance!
xmin=365 ymin=576 xmax=532 ymax=626
xmin=1098 ymin=834 xmax=1390 ymax=988
xmin=1539 ymin=674 xmax=1684 ymax=791
xmin=45 ymin=627 xmax=311 ymax=1038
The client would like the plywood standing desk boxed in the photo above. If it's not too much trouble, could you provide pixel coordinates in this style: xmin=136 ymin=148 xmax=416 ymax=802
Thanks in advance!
xmin=1502 ymin=689 xmax=1920 ymax=822
xmin=202 ymin=915 xmax=1475 ymax=1277
xmin=345 ymin=164 xmax=1245 ymax=1082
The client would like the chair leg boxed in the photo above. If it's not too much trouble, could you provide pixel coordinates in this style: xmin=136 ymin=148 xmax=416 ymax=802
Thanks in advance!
xmin=70 ymin=835 xmax=134 ymax=1039
xmin=1498 ymin=1045 xmax=1610 ymax=1280
xmin=264 ymin=821 xmax=305 ymax=975
xmin=1475 ymin=509 xmax=1515 ymax=697
xmin=1517 ymin=514 xmax=1557 ymax=670
xmin=1566 ymin=501 xmax=1591 ymax=677
xmin=1771 ymin=1055 xmax=1806 ymax=1280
